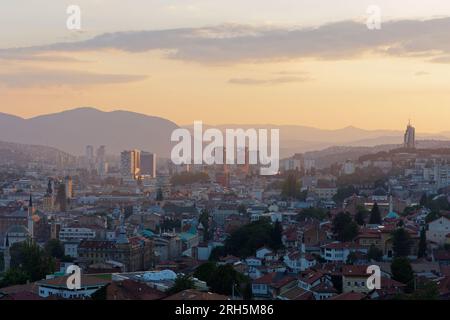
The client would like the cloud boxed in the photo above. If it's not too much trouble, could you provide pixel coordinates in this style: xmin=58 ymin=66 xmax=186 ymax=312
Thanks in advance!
xmin=2 ymin=17 xmax=450 ymax=64
xmin=229 ymin=75 xmax=311 ymax=85
xmin=414 ymin=71 xmax=430 ymax=76
xmin=429 ymin=55 xmax=450 ymax=63
xmin=0 ymin=69 xmax=147 ymax=88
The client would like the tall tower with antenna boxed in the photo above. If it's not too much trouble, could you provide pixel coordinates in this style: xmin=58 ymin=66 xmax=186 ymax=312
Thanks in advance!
xmin=403 ymin=120 xmax=416 ymax=149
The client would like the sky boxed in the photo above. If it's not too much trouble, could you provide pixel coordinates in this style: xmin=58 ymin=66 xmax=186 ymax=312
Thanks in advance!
xmin=1 ymin=1 xmax=450 ymax=132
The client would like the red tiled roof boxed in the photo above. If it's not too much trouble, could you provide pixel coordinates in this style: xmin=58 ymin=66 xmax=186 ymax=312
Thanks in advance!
xmin=298 ymin=271 xmax=324 ymax=285
xmin=37 ymin=275 xmax=111 ymax=288
xmin=330 ymin=292 xmax=367 ymax=300
xmin=342 ymin=265 xmax=370 ymax=277
xmin=106 ymin=280 xmax=166 ymax=300
xmin=0 ymin=291 xmax=43 ymax=300
xmin=322 ymin=242 xmax=362 ymax=250
xmin=164 ymin=290 xmax=228 ymax=301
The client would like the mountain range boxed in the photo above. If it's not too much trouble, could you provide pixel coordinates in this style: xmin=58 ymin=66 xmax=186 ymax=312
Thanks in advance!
xmin=1 ymin=107 xmax=450 ymax=158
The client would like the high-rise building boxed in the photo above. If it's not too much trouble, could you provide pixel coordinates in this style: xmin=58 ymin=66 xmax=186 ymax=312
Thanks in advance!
xmin=65 ymin=176 xmax=73 ymax=199
xmin=121 ymin=150 xmax=141 ymax=179
xmin=96 ymin=145 xmax=108 ymax=176
xmin=140 ymin=152 xmax=156 ymax=178
xmin=404 ymin=121 xmax=416 ymax=149
xmin=86 ymin=145 xmax=94 ymax=166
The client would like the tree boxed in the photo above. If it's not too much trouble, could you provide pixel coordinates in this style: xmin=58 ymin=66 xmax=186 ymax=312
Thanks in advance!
xmin=418 ymin=228 xmax=427 ymax=259
xmin=209 ymin=264 xmax=251 ymax=298
xmin=194 ymin=262 xmax=217 ymax=284
xmin=170 ymin=172 xmax=209 ymax=186
xmin=167 ymin=275 xmax=195 ymax=295
xmin=391 ymin=257 xmax=414 ymax=293
xmin=392 ymin=228 xmax=412 ymax=258
xmin=332 ymin=212 xmax=359 ymax=242
xmin=355 ymin=206 xmax=367 ymax=226
xmin=4 ymin=240 xmax=55 ymax=287
xmin=333 ymin=186 xmax=358 ymax=203
xmin=209 ymin=246 xmax=226 ymax=262
xmin=346 ymin=252 xmax=358 ymax=265
xmin=237 ymin=204 xmax=247 ymax=215
xmin=194 ymin=263 xmax=251 ymax=299
xmin=367 ymin=245 xmax=383 ymax=262
xmin=44 ymin=239 xmax=65 ymax=259
xmin=281 ymin=173 xmax=300 ymax=200
xmin=156 ymin=188 xmax=164 ymax=201
xmin=369 ymin=203 xmax=382 ymax=225
xmin=408 ymin=281 xmax=439 ymax=300
xmin=224 ymin=219 xmax=277 ymax=258
xmin=270 ymin=221 xmax=283 ymax=251
xmin=419 ymin=193 xmax=428 ymax=207
xmin=0 ymin=268 xmax=29 ymax=288
xmin=199 ymin=210 xmax=211 ymax=241
xmin=299 ymin=208 xmax=328 ymax=221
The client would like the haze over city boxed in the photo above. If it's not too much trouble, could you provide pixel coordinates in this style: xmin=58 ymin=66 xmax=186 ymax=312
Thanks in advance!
xmin=2 ymin=0 xmax=450 ymax=307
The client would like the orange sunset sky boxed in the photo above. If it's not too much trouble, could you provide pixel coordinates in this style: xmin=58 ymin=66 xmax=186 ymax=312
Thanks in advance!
xmin=1 ymin=0 xmax=450 ymax=132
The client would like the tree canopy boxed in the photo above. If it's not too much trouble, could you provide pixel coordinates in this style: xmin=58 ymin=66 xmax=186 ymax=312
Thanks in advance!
xmin=332 ymin=212 xmax=359 ymax=242
xmin=369 ymin=203 xmax=382 ymax=225
xmin=1 ymin=240 xmax=56 ymax=288
xmin=194 ymin=262 xmax=252 ymax=299
xmin=392 ymin=228 xmax=412 ymax=258
xmin=170 ymin=172 xmax=210 ymax=186
xmin=224 ymin=219 xmax=283 ymax=258
xmin=391 ymin=257 xmax=414 ymax=293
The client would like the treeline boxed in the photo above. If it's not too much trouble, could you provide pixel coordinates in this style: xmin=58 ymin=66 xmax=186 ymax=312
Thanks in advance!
xmin=170 ymin=172 xmax=210 ymax=186
xmin=212 ymin=219 xmax=283 ymax=259
xmin=0 ymin=239 xmax=70 ymax=288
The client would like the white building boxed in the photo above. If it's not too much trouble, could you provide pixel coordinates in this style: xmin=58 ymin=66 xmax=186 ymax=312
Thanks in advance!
xmin=37 ymin=275 xmax=109 ymax=299
xmin=59 ymin=227 xmax=96 ymax=242
xmin=320 ymin=242 xmax=368 ymax=263
xmin=343 ymin=160 xmax=356 ymax=175
xmin=427 ymin=216 xmax=450 ymax=246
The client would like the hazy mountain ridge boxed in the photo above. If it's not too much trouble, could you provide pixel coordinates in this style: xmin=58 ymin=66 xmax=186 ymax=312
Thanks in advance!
xmin=305 ymin=140 xmax=450 ymax=169
xmin=0 ymin=107 xmax=179 ymax=157
xmin=1 ymin=108 xmax=450 ymax=158
xmin=0 ymin=140 xmax=75 ymax=166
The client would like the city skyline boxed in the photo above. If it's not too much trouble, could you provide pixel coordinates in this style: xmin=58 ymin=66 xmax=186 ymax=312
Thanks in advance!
xmin=0 ymin=106 xmax=445 ymax=134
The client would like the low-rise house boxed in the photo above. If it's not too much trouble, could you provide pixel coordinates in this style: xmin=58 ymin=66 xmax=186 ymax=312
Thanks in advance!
xmin=321 ymin=242 xmax=368 ymax=263
xmin=368 ymin=277 xmax=406 ymax=300
xmin=283 ymin=250 xmax=316 ymax=273
xmin=342 ymin=265 xmax=372 ymax=294
xmin=252 ymin=272 xmax=297 ymax=299
xmin=37 ymin=275 xmax=110 ymax=299
xmin=433 ymin=250 xmax=450 ymax=266
xmin=427 ymin=216 xmax=450 ymax=246
xmin=245 ymin=257 xmax=263 ymax=267
xmin=298 ymin=270 xmax=332 ymax=291
xmin=256 ymin=247 xmax=273 ymax=260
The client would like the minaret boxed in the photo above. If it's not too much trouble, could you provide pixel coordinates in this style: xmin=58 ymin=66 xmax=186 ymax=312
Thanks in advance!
xmin=389 ymin=195 xmax=394 ymax=213
xmin=27 ymin=194 xmax=35 ymax=240
xmin=4 ymin=233 xmax=11 ymax=272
